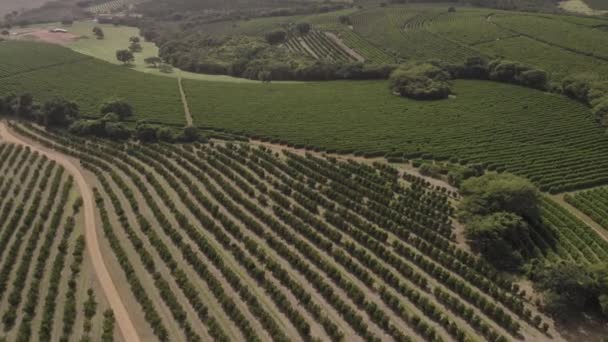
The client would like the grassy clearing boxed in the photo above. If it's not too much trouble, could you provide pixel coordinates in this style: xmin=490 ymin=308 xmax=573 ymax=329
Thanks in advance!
xmin=184 ymin=77 xmax=608 ymax=192
xmin=27 ymin=21 xmax=261 ymax=83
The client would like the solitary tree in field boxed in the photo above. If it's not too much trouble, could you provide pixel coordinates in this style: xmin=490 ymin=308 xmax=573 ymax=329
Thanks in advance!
xmin=129 ymin=41 xmax=142 ymax=53
xmin=92 ymin=26 xmax=104 ymax=39
xmin=129 ymin=36 xmax=140 ymax=43
xmin=116 ymin=49 xmax=134 ymax=64
xmin=144 ymin=56 xmax=162 ymax=67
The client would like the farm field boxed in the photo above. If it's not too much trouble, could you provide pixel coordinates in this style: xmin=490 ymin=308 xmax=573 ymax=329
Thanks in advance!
xmin=0 ymin=41 xmax=185 ymax=124
xmin=184 ymin=77 xmax=608 ymax=193
xmin=7 ymin=120 xmax=603 ymax=341
xmin=85 ymin=0 xmax=145 ymax=14
xmin=329 ymin=4 xmax=608 ymax=79
xmin=0 ymin=137 xmax=115 ymax=342
xmin=566 ymin=187 xmax=608 ymax=232
xmin=3 ymin=1 xmax=608 ymax=340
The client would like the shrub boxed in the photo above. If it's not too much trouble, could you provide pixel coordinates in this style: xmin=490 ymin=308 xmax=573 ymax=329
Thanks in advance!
xmin=265 ymin=30 xmax=287 ymax=45
xmin=389 ymin=63 xmax=451 ymax=100
xmin=466 ymin=212 xmax=529 ymax=270
xmin=296 ymin=23 xmax=311 ymax=35
xmin=100 ymin=98 xmax=134 ymax=119
xmin=459 ymin=173 xmax=540 ymax=221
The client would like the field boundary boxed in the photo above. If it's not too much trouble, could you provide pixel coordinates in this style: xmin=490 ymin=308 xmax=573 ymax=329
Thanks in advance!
xmin=551 ymin=193 xmax=608 ymax=243
xmin=488 ymin=15 xmax=608 ymax=63
xmin=177 ymin=75 xmax=192 ymax=127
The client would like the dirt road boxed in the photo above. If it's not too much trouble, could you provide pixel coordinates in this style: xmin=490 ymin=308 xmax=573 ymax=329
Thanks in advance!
xmin=178 ymin=75 xmax=193 ymax=126
xmin=0 ymin=121 xmax=141 ymax=342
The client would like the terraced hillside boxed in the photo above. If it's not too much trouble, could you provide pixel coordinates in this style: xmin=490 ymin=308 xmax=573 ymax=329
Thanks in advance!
xmin=285 ymin=30 xmax=362 ymax=62
xmin=345 ymin=4 xmax=608 ymax=79
xmin=6 ymin=121 xmax=608 ymax=341
xmin=0 ymin=139 xmax=115 ymax=341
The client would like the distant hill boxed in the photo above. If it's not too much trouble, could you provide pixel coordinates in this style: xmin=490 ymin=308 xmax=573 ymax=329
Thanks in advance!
xmin=0 ymin=0 xmax=52 ymax=17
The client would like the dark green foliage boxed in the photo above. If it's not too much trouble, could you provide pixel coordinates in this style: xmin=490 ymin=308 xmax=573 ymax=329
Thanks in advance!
xmin=116 ymin=49 xmax=134 ymax=64
xmin=460 ymin=173 xmax=540 ymax=270
xmin=92 ymin=26 xmax=104 ymax=39
xmin=533 ymin=262 xmax=608 ymax=320
xmin=42 ymin=98 xmax=79 ymax=127
xmin=100 ymin=98 xmax=134 ymax=119
xmin=466 ymin=212 xmax=528 ymax=269
xmin=134 ymin=122 xmax=159 ymax=142
xmin=264 ymin=30 xmax=287 ymax=45
xmin=101 ymin=310 xmax=115 ymax=342
xmin=389 ymin=63 xmax=451 ymax=100
xmin=460 ymin=173 xmax=540 ymax=221
xmin=488 ymin=59 xmax=548 ymax=90
xmin=129 ymin=42 xmax=143 ymax=53
xmin=295 ymin=23 xmax=311 ymax=35
xmin=69 ymin=119 xmax=106 ymax=136
xmin=144 ymin=56 xmax=162 ymax=67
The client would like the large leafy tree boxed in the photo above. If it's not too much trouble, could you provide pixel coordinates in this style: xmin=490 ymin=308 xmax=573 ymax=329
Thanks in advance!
xmin=466 ymin=212 xmax=529 ymax=269
xmin=459 ymin=173 xmax=540 ymax=221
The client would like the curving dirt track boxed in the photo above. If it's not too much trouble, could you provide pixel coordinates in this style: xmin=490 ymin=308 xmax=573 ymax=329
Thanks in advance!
xmin=0 ymin=121 xmax=141 ymax=342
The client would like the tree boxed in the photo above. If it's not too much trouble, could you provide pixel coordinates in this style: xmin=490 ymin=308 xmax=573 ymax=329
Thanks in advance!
xmin=389 ymin=63 xmax=451 ymax=100
xmin=159 ymin=63 xmax=173 ymax=73
xmin=338 ymin=15 xmax=351 ymax=25
xmin=179 ymin=126 xmax=200 ymax=142
xmin=116 ymin=49 xmax=134 ymax=64
xmin=92 ymin=26 xmax=104 ymax=39
xmin=258 ymin=70 xmax=272 ymax=83
xmin=296 ymin=22 xmax=311 ymax=35
xmin=534 ymin=262 xmax=607 ymax=320
xmin=42 ymin=98 xmax=79 ymax=126
xmin=104 ymin=122 xmax=131 ymax=139
xmin=129 ymin=41 xmax=142 ymax=53
xmin=144 ymin=56 xmax=162 ymax=67
xmin=100 ymin=98 xmax=134 ymax=119
xmin=459 ymin=173 xmax=540 ymax=221
xmin=69 ymin=119 xmax=106 ymax=136
xmin=466 ymin=212 xmax=529 ymax=270
xmin=135 ymin=122 xmax=158 ymax=142
xmin=156 ymin=126 xmax=175 ymax=142
xmin=16 ymin=93 xmax=35 ymax=118
xmin=129 ymin=36 xmax=140 ymax=43
xmin=265 ymin=30 xmax=287 ymax=45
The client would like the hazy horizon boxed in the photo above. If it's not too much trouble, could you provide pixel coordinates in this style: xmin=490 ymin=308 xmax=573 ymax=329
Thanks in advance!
xmin=0 ymin=0 xmax=52 ymax=17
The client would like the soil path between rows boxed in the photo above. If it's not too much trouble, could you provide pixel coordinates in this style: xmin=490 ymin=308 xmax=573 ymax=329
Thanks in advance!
xmin=178 ymin=75 xmax=193 ymax=126
xmin=0 ymin=121 xmax=141 ymax=342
